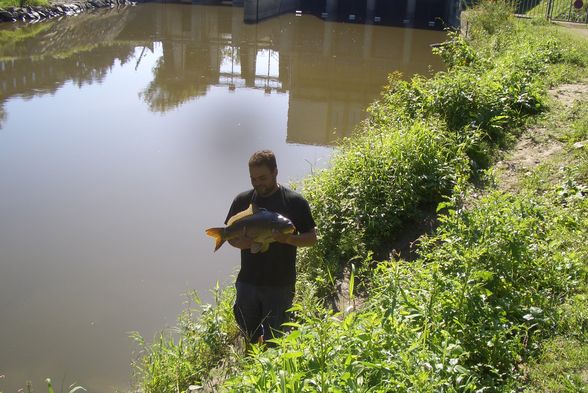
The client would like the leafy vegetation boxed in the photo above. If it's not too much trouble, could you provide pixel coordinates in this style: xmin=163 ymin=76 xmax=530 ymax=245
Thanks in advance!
xmin=131 ymin=1 xmax=588 ymax=392
xmin=227 ymin=181 xmax=587 ymax=391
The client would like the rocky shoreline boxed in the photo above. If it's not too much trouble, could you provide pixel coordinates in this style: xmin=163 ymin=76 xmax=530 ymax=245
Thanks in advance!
xmin=0 ymin=0 xmax=135 ymax=23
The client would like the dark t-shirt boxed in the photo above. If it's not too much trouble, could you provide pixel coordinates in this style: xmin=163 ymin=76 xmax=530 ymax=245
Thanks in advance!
xmin=225 ymin=185 xmax=316 ymax=287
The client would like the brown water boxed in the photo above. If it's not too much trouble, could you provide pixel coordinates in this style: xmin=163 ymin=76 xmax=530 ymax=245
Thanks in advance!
xmin=0 ymin=5 xmax=446 ymax=392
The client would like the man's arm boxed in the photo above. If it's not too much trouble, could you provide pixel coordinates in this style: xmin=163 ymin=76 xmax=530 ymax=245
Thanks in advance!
xmin=273 ymin=227 xmax=317 ymax=247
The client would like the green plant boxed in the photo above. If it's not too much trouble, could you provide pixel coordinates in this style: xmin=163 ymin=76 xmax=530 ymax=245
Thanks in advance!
xmin=45 ymin=378 xmax=86 ymax=393
xmin=0 ymin=0 xmax=49 ymax=8
xmin=131 ymin=286 xmax=241 ymax=393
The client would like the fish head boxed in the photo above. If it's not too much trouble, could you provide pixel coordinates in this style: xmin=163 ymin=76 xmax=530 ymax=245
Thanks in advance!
xmin=273 ymin=214 xmax=296 ymax=234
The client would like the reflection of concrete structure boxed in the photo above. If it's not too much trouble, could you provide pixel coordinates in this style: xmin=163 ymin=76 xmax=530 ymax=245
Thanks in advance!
xmin=118 ymin=5 xmax=445 ymax=144
xmin=243 ymin=0 xmax=298 ymax=23
xmin=299 ymin=0 xmax=460 ymax=28
xmin=0 ymin=4 xmax=445 ymax=145
xmin=188 ymin=0 xmax=460 ymax=27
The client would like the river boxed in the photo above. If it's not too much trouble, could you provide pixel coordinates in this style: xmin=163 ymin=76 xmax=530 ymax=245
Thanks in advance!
xmin=0 ymin=4 xmax=446 ymax=392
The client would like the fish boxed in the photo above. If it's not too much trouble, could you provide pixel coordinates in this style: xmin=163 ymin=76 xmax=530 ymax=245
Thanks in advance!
xmin=205 ymin=204 xmax=296 ymax=253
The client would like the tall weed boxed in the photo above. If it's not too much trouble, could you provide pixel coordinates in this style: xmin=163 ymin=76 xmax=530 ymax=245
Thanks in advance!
xmin=131 ymin=287 xmax=241 ymax=393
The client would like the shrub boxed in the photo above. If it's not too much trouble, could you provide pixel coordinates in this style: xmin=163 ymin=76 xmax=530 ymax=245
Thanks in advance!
xmin=299 ymin=119 xmax=465 ymax=297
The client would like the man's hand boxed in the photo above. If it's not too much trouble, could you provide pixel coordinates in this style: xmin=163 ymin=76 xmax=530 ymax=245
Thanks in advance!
xmin=272 ymin=228 xmax=317 ymax=247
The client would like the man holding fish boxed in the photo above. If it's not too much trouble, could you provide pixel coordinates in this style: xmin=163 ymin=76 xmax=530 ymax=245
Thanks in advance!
xmin=206 ymin=150 xmax=317 ymax=344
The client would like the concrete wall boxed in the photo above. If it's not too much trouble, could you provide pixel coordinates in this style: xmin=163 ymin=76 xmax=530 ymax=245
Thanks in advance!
xmin=244 ymin=0 xmax=299 ymax=23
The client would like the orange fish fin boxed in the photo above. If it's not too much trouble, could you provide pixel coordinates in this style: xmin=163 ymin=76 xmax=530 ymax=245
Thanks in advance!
xmin=226 ymin=204 xmax=254 ymax=226
xmin=205 ymin=227 xmax=226 ymax=252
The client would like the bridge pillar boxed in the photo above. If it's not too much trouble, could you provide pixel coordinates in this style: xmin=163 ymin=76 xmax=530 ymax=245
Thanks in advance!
xmin=325 ymin=0 xmax=337 ymax=20
xmin=405 ymin=0 xmax=416 ymax=24
xmin=366 ymin=0 xmax=376 ymax=23
xmin=240 ymin=44 xmax=257 ymax=87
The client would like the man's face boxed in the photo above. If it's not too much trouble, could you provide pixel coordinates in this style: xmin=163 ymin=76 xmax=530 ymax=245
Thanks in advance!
xmin=249 ymin=164 xmax=278 ymax=197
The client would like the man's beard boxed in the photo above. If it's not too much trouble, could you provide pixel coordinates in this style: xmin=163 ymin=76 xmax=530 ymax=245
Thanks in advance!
xmin=255 ymin=182 xmax=277 ymax=197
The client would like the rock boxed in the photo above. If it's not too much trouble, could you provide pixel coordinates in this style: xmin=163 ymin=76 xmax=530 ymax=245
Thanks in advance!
xmin=0 ymin=0 xmax=132 ymax=23
xmin=573 ymin=140 xmax=587 ymax=149
xmin=0 ymin=10 xmax=15 ymax=21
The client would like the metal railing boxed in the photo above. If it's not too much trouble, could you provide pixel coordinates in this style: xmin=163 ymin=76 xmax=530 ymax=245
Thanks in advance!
xmin=516 ymin=0 xmax=588 ymax=23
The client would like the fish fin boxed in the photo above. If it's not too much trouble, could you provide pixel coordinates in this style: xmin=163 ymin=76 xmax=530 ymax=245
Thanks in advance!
xmin=260 ymin=242 xmax=271 ymax=253
xmin=227 ymin=204 xmax=254 ymax=226
xmin=250 ymin=242 xmax=263 ymax=254
xmin=205 ymin=227 xmax=226 ymax=252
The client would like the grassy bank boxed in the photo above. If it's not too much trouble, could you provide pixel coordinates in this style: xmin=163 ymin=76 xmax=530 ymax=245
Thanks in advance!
xmin=0 ymin=0 xmax=49 ymax=8
xmin=131 ymin=2 xmax=588 ymax=392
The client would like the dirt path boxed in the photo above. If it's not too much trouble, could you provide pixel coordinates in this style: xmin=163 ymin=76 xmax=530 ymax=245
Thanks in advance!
xmin=554 ymin=21 xmax=588 ymax=39
xmin=495 ymin=81 xmax=588 ymax=192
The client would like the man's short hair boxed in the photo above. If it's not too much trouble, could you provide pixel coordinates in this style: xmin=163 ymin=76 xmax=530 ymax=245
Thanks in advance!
xmin=249 ymin=150 xmax=277 ymax=171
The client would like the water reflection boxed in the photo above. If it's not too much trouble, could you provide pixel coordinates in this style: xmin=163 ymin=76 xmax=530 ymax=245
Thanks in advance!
xmin=0 ymin=8 xmax=137 ymax=126
xmin=0 ymin=4 xmax=445 ymax=145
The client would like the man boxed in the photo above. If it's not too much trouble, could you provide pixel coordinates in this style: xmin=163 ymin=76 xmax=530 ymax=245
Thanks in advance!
xmin=225 ymin=150 xmax=317 ymax=344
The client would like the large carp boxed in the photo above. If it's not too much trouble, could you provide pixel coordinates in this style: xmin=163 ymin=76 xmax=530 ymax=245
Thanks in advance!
xmin=205 ymin=204 xmax=296 ymax=253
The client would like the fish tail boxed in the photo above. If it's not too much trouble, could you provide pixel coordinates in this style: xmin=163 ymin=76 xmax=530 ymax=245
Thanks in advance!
xmin=205 ymin=228 xmax=226 ymax=252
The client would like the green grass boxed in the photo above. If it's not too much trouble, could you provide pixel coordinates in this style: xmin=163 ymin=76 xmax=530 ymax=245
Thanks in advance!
xmin=523 ymin=338 xmax=588 ymax=392
xmin=131 ymin=1 xmax=588 ymax=391
xmin=0 ymin=0 xmax=49 ymax=8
